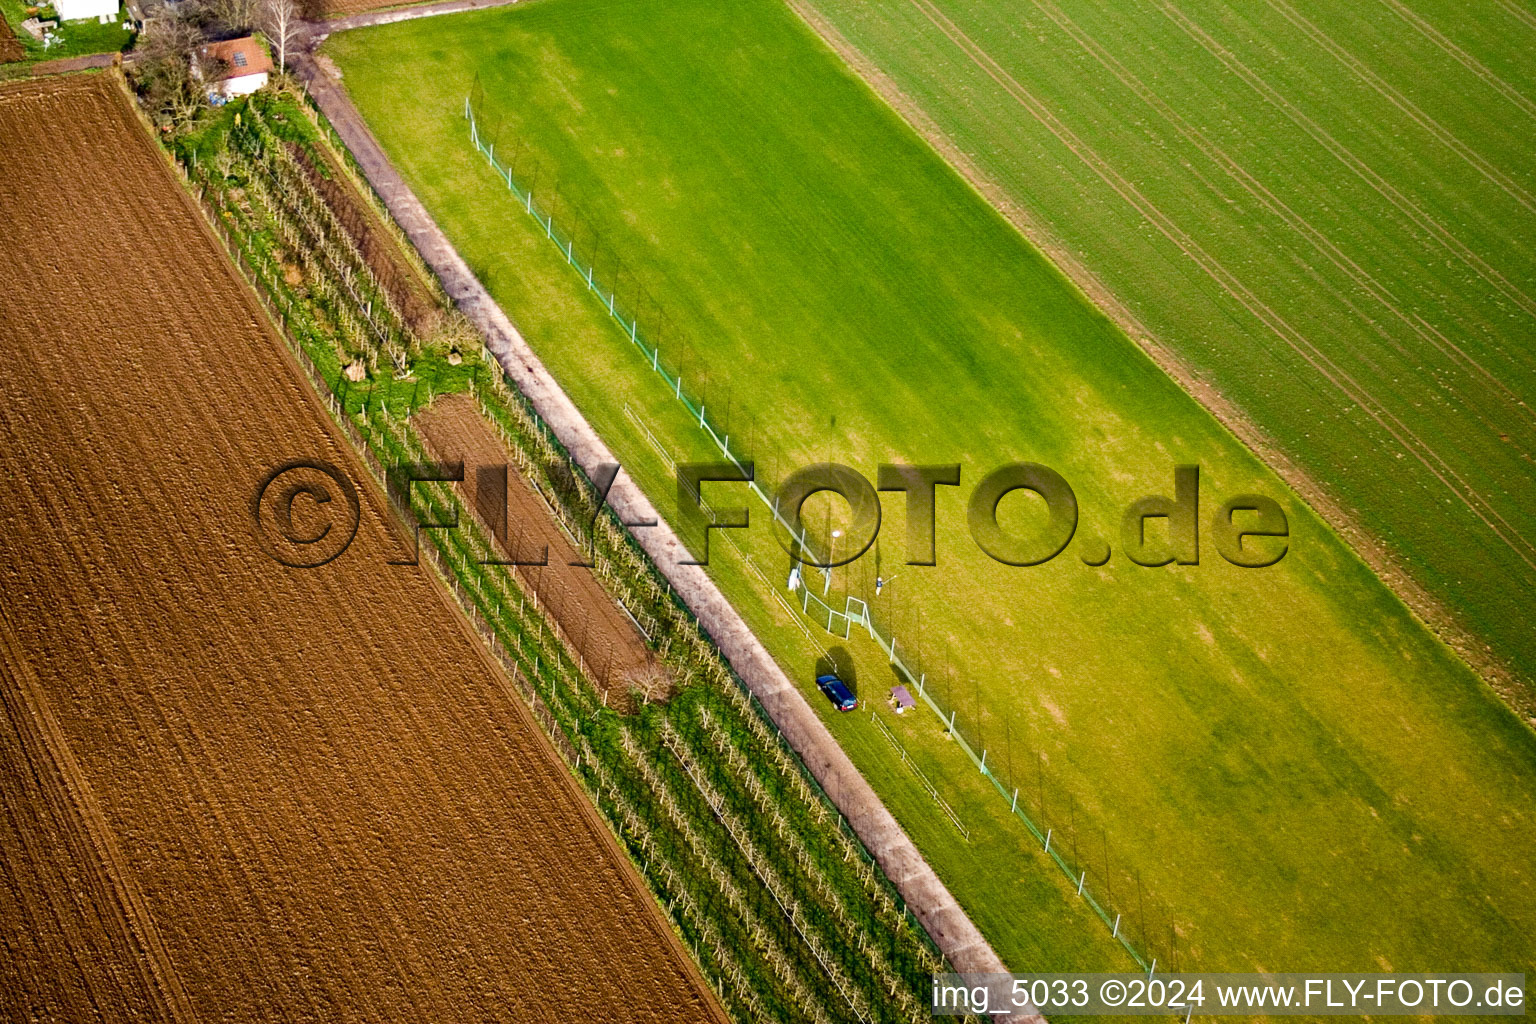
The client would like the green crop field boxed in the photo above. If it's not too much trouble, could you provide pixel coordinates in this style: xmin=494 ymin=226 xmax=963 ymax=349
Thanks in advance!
xmin=324 ymin=0 xmax=1536 ymax=984
xmin=793 ymin=0 xmax=1536 ymax=697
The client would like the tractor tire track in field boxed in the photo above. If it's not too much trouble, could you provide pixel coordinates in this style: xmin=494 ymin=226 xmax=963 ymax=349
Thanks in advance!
xmin=1029 ymin=0 xmax=1536 ymax=442
xmin=1377 ymin=0 xmax=1536 ymax=123
xmin=1264 ymin=0 xmax=1536 ymax=216
xmin=1159 ymin=1 xmax=1536 ymax=323
xmin=0 ymin=676 xmax=169 ymax=1023
xmin=0 ymin=610 xmax=200 ymax=1024
xmin=907 ymin=0 xmax=1536 ymax=577
xmin=1493 ymin=0 xmax=1536 ymax=35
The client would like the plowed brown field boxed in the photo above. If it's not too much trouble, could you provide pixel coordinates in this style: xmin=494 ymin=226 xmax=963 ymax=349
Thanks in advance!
xmin=0 ymin=18 xmax=22 ymax=63
xmin=304 ymin=0 xmax=407 ymax=20
xmin=416 ymin=395 xmax=658 ymax=707
xmin=0 ymin=74 xmax=722 ymax=1024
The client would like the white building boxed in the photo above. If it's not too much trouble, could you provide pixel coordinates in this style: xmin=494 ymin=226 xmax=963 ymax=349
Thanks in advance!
xmin=54 ymin=0 xmax=118 ymax=22
xmin=199 ymin=37 xmax=272 ymax=99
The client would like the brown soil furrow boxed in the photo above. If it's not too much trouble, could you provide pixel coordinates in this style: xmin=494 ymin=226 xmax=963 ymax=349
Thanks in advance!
xmin=415 ymin=393 xmax=658 ymax=708
xmin=293 ymin=141 xmax=440 ymax=332
xmin=0 ymin=647 xmax=173 ymax=1023
xmin=0 ymin=17 xmax=22 ymax=64
xmin=0 ymin=72 xmax=723 ymax=1024
xmin=305 ymin=0 xmax=429 ymax=21
xmin=0 ymin=610 xmax=200 ymax=1024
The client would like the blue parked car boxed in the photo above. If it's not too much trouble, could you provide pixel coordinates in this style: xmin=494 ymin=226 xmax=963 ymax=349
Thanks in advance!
xmin=816 ymin=673 xmax=859 ymax=711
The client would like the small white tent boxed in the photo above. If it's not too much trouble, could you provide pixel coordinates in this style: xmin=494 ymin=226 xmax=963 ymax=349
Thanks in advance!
xmin=55 ymin=0 xmax=118 ymax=21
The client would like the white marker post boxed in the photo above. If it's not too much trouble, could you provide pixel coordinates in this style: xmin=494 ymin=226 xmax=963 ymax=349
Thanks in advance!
xmin=824 ymin=529 xmax=842 ymax=596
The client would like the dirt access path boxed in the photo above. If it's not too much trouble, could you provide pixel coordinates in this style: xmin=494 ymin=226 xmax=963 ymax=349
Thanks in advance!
xmin=294 ymin=37 xmax=1012 ymax=978
xmin=0 ymin=73 xmax=723 ymax=1024
xmin=416 ymin=394 xmax=659 ymax=707
xmin=304 ymin=0 xmax=527 ymax=32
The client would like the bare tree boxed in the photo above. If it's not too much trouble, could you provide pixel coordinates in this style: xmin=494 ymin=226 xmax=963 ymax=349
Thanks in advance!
xmin=622 ymin=660 xmax=674 ymax=706
xmin=131 ymin=10 xmax=210 ymax=128
xmin=260 ymin=0 xmax=300 ymax=71
xmin=421 ymin=307 xmax=479 ymax=359
xmin=210 ymin=0 xmax=261 ymax=33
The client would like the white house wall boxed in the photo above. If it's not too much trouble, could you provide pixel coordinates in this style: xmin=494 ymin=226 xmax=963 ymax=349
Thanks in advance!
xmin=55 ymin=0 xmax=118 ymax=21
xmin=221 ymin=72 xmax=269 ymax=97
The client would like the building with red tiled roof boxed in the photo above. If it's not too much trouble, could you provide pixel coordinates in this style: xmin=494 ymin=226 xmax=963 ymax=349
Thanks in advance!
xmin=199 ymin=36 xmax=272 ymax=99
